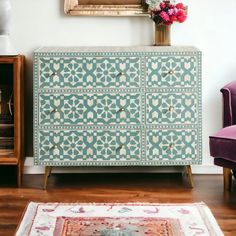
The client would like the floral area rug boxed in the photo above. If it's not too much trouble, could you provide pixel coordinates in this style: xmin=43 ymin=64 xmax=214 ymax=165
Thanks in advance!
xmin=16 ymin=202 xmax=223 ymax=236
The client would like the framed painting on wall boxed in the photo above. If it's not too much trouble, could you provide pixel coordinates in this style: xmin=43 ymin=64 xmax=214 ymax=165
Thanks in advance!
xmin=64 ymin=0 xmax=149 ymax=16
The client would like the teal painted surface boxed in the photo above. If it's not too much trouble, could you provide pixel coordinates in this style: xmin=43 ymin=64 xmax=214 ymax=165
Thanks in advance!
xmin=39 ymin=93 xmax=141 ymax=125
xmin=39 ymin=57 xmax=141 ymax=88
xmin=146 ymin=56 xmax=197 ymax=88
xmin=146 ymin=93 xmax=197 ymax=124
xmin=146 ymin=129 xmax=198 ymax=162
xmin=39 ymin=130 xmax=141 ymax=163
xmin=34 ymin=48 xmax=202 ymax=166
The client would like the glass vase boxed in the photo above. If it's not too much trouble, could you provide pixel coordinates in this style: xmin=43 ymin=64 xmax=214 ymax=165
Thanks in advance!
xmin=154 ymin=23 xmax=171 ymax=46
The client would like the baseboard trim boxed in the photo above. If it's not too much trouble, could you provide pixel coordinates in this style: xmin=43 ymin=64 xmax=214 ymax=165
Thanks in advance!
xmin=23 ymin=157 xmax=222 ymax=174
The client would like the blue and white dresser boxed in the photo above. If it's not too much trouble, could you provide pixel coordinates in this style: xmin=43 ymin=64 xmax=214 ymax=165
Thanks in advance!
xmin=33 ymin=47 xmax=202 ymax=188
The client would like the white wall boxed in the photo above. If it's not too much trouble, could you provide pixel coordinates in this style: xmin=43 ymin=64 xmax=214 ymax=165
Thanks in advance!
xmin=10 ymin=0 xmax=236 ymax=173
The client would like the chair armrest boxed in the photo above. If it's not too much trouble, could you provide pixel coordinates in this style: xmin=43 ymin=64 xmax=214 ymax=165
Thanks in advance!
xmin=221 ymin=81 xmax=236 ymax=127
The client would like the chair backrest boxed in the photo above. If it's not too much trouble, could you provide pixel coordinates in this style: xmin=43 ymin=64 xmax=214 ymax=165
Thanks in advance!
xmin=221 ymin=81 xmax=236 ymax=127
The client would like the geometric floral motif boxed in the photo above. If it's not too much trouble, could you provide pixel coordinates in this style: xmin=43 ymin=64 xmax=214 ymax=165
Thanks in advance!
xmin=34 ymin=48 xmax=202 ymax=166
xmin=146 ymin=56 xmax=197 ymax=88
xmin=146 ymin=129 xmax=198 ymax=162
xmin=146 ymin=93 xmax=197 ymax=124
xmin=39 ymin=130 xmax=141 ymax=163
xmin=39 ymin=93 xmax=141 ymax=125
xmin=39 ymin=57 xmax=141 ymax=88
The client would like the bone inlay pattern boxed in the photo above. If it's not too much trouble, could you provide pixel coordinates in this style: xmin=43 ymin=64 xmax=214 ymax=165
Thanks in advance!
xmin=34 ymin=47 xmax=202 ymax=166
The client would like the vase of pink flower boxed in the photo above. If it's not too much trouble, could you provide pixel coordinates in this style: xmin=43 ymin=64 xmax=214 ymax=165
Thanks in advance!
xmin=146 ymin=0 xmax=187 ymax=46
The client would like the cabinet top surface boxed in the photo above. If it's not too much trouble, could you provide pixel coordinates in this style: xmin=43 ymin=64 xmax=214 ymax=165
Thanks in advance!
xmin=35 ymin=46 xmax=200 ymax=53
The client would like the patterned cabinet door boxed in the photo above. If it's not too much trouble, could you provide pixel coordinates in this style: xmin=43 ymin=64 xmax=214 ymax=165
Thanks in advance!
xmin=38 ymin=57 xmax=141 ymax=88
xmin=146 ymin=92 xmax=198 ymax=124
xmin=146 ymin=56 xmax=198 ymax=88
xmin=36 ymin=130 xmax=141 ymax=165
xmin=146 ymin=129 xmax=200 ymax=165
xmin=39 ymin=93 xmax=142 ymax=125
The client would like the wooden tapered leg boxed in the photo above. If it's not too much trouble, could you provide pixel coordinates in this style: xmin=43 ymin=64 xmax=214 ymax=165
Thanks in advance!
xmin=223 ymin=167 xmax=232 ymax=191
xmin=43 ymin=166 xmax=52 ymax=190
xmin=184 ymin=165 xmax=194 ymax=188
xmin=17 ymin=162 xmax=22 ymax=188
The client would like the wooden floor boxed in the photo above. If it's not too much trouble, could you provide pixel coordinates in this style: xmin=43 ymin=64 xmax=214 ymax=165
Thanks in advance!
xmin=0 ymin=171 xmax=236 ymax=236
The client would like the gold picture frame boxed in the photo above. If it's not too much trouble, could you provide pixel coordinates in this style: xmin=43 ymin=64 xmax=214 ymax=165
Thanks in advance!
xmin=64 ymin=0 xmax=149 ymax=16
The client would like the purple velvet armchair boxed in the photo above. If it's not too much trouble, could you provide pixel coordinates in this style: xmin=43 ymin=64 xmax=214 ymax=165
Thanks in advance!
xmin=209 ymin=81 xmax=236 ymax=191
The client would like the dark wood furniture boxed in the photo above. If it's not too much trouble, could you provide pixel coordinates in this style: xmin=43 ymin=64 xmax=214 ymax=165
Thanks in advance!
xmin=0 ymin=55 xmax=24 ymax=187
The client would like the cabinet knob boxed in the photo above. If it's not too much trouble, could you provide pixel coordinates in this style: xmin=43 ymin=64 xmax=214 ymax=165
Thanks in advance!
xmin=51 ymin=108 xmax=59 ymax=113
xmin=118 ymin=107 xmax=126 ymax=113
xmin=169 ymin=143 xmax=175 ymax=149
xmin=117 ymin=144 xmax=125 ymax=150
xmin=51 ymin=71 xmax=58 ymax=76
xmin=168 ymin=106 xmax=175 ymax=112
xmin=116 ymin=72 xmax=124 ymax=77
xmin=168 ymin=69 xmax=174 ymax=75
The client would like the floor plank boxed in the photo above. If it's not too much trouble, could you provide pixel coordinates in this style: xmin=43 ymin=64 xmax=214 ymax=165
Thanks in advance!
xmin=0 ymin=173 xmax=236 ymax=235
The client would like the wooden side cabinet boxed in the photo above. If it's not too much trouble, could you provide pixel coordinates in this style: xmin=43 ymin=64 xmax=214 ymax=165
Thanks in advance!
xmin=0 ymin=55 xmax=24 ymax=187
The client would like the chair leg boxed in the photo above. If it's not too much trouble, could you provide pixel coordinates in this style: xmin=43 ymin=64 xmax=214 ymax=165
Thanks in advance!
xmin=223 ymin=167 xmax=232 ymax=191
xmin=233 ymin=170 xmax=236 ymax=179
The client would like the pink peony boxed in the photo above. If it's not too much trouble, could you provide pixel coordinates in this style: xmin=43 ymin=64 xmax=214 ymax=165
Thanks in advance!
xmin=170 ymin=15 xmax=177 ymax=22
xmin=173 ymin=7 xmax=178 ymax=14
xmin=176 ymin=10 xmax=187 ymax=23
xmin=168 ymin=8 xmax=175 ymax=15
xmin=160 ymin=2 xmax=166 ymax=9
xmin=150 ymin=1 xmax=187 ymax=25
xmin=159 ymin=11 xmax=170 ymax=22
xmin=175 ymin=3 xmax=185 ymax=10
